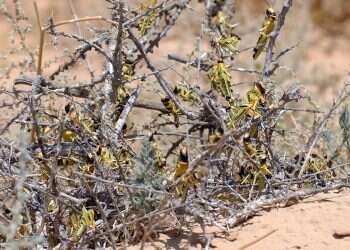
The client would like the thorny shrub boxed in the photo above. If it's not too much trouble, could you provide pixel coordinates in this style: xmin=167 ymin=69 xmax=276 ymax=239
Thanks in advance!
xmin=0 ymin=0 xmax=349 ymax=249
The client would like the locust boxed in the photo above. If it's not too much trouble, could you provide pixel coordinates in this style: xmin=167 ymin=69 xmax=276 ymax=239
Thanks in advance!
xmin=208 ymin=126 xmax=224 ymax=144
xmin=253 ymin=7 xmax=277 ymax=60
xmin=209 ymin=62 xmax=233 ymax=102
xmin=161 ymin=96 xmax=181 ymax=127
xmin=173 ymin=84 xmax=200 ymax=105
xmin=173 ymin=146 xmax=205 ymax=201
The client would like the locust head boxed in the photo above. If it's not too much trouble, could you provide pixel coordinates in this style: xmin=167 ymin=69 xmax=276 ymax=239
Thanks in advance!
xmin=266 ymin=7 xmax=277 ymax=20
xmin=179 ymin=147 xmax=188 ymax=162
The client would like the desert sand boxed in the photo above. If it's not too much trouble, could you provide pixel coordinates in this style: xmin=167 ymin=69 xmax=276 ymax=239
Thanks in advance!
xmin=128 ymin=190 xmax=350 ymax=249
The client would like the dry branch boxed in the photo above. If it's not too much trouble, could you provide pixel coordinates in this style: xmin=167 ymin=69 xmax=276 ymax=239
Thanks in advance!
xmin=1 ymin=0 xmax=350 ymax=248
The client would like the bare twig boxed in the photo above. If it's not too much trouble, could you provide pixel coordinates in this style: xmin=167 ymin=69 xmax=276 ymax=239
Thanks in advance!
xmin=33 ymin=1 xmax=44 ymax=75
xmin=127 ymin=28 xmax=199 ymax=120
xmin=238 ymin=229 xmax=278 ymax=250
xmin=298 ymin=84 xmax=350 ymax=177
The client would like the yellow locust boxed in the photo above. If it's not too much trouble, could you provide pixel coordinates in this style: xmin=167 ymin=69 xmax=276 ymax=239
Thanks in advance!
xmin=173 ymin=85 xmax=200 ymax=104
xmin=174 ymin=146 xmax=204 ymax=201
xmin=149 ymin=132 xmax=167 ymax=171
xmin=253 ymin=7 xmax=277 ymax=60
xmin=209 ymin=62 xmax=233 ymax=102
xmin=174 ymin=146 xmax=190 ymax=200
xmin=208 ymin=126 xmax=224 ymax=144
xmin=161 ymin=96 xmax=181 ymax=127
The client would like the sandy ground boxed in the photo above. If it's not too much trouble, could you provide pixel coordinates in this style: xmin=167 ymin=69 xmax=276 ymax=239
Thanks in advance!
xmin=1 ymin=1 xmax=350 ymax=250
xmin=128 ymin=190 xmax=350 ymax=250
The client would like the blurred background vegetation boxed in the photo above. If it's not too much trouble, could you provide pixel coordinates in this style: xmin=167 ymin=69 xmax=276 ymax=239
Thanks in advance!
xmin=0 ymin=0 xmax=349 ymax=135
xmin=0 ymin=1 xmax=349 ymax=90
